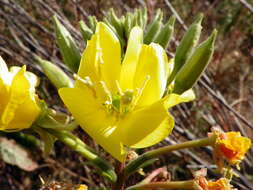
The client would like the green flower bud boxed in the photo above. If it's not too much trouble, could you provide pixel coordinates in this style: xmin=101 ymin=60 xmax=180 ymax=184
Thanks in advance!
xmin=154 ymin=15 xmax=176 ymax=48
xmin=53 ymin=15 xmax=81 ymax=73
xmin=144 ymin=9 xmax=163 ymax=44
xmin=36 ymin=56 xmax=73 ymax=89
xmin=167 ymin=13 xmax=203 ymax=85
xmin=108 ymin=9 xmax=124 ymax=38
xmin=79 ymin=20 xmax=93 ymax=43
xmin=88 ymin=16 xmax=98 ymax=32
xmin=173 ymin=29 xmax=217 ymax=94
xmin=124 ymin=12 xmax=134 ymax=38
xmin=140 ymin=8 xmax=148 ymax=29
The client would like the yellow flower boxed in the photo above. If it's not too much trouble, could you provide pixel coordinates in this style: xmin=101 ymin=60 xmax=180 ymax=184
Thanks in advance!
xmin=207 ymin=178 xmax=232 ymax=190
xmin=196 ymin=177 xmax=233 ymax=190
xmin=0 ymin=57 xmax=41 ymax=131
xmin=216 ymin=132 xmax=251 ymax=165
xmin=76 ymin=184 xmax=87 ymax=190
xmin=59 ymin=22 xmax=195 ymax=162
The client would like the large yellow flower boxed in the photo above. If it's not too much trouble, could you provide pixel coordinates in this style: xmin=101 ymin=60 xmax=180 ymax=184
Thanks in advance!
xmin=0 ymin=56 xmax=41 ymax=131
xmin=59 ymin=22 xmax=195 ymax=162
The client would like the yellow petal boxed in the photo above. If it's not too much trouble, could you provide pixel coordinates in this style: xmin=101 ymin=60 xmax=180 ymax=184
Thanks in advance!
xmin=59 ymin=86 xmax=127 ymax=162
xmin=10 ymin=66 xmax=39 ymax=90
xmin=134 ymin=43 xmax=168 ymax=107
xmin=7 ymin=95 xmax=41 ymax=131
xmin=76 ymin=184 xmax=87 ymax=190
xmin=0 ymin=66 xmax=40 ymax=131
xmin=0 ymin=56 xmax=9 ymax=83
xmin=119 ymin=96 xmax=174 ymax=148
xmin=96 ymin=22 xmax=121 ymax=92
xmin=0 ymin=80 xmax=9 ymax=116
xmin=0 ymin=58 xmax=9 ymax=115
xmin=120 ymin=27 xmax=143 ymax=91
xmin=77 ymin=34 xmax=101 ymax=85
xmin=165 ymin=88 xmax=195 ymax=109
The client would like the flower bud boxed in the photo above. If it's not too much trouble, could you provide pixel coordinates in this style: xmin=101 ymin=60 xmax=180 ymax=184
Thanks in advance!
xmin=144 ymin=9 xmax=163 ymax=44
xmin=79 ymin=20 xmax=93 ymax=43
xmin=36 ymin=56 xmax=73 ymax=89
xmin=154 ymin=15 xmax=176 ymax=48
xmin=173 ymin=29 xmax=217 ymax=94
xmin=168 ymin=13 xmax=203 ymax=84
xmin=53 ymin=15 xmax=81 ymax=73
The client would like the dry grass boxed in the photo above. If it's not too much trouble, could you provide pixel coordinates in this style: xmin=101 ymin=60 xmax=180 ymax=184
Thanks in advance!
xmin=0 ymin=0 xmax=252 ymax=189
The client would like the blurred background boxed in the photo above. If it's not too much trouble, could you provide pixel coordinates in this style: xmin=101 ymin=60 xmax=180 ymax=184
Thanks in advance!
xmin=0 ymin=0 xmax=253 ymax=189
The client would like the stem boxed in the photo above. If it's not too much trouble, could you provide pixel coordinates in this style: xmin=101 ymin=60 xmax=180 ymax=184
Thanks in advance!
xmin=125 ymin=135 xmax=216 ymax=176
xmin=126 ymin=180 xmax=195 ymax=190
xmin=112 ymin=161 xmax=126 ymax=190
xmin=45 ymin=128 xmax=117 ymax=182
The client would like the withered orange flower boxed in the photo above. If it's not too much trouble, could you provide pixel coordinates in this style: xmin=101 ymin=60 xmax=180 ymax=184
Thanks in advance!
xmin=216 ymin=132 xmax=251 ymax=165
xmin=207 ymin=178 xmax=233 ymax=190
xmin=196 ymin=177 xmax=233 ymax=190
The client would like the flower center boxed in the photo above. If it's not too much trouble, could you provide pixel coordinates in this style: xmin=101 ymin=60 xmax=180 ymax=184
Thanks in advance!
xmin=110 ymin=89 xmax=134 ymax=115
xmin=75 ymin=75 xmax=150 ymax=118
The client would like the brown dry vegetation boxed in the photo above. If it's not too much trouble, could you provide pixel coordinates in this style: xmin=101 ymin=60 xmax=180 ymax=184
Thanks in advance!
xmin=0 ymin=0 xmax=253 ymax=189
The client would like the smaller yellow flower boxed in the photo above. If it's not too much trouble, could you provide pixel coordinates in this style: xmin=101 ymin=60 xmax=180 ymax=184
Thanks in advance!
xmin=0 ymin=56 xmax=41 ymax=131
xmin=76 ymin=184 xmax=87 ymax=190
xmin=215 ymin=132 xmax=251 ymax=165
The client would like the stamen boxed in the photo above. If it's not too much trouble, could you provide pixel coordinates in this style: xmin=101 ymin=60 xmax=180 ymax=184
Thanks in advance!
xmin=74 ymin=74 xmax=97 ymax=97
xmin=98 ymin=81 xmax=112 ymax=102
xmin=116 ymin=80 xmax=123 ymax=96
xmin=132 ymin=75 xmax=150 ymax=108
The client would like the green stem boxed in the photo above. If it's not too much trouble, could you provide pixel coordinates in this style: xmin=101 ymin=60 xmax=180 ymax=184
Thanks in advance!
xmin=45 ymin=128 xmax=117 ymax=182
xmin=125 ymin=135 xmax=217 ymax=176
xmin=126 ymin=180 xmax=195 ymax=190
xmin=112 ymin=161 xmax=126 ymax=190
